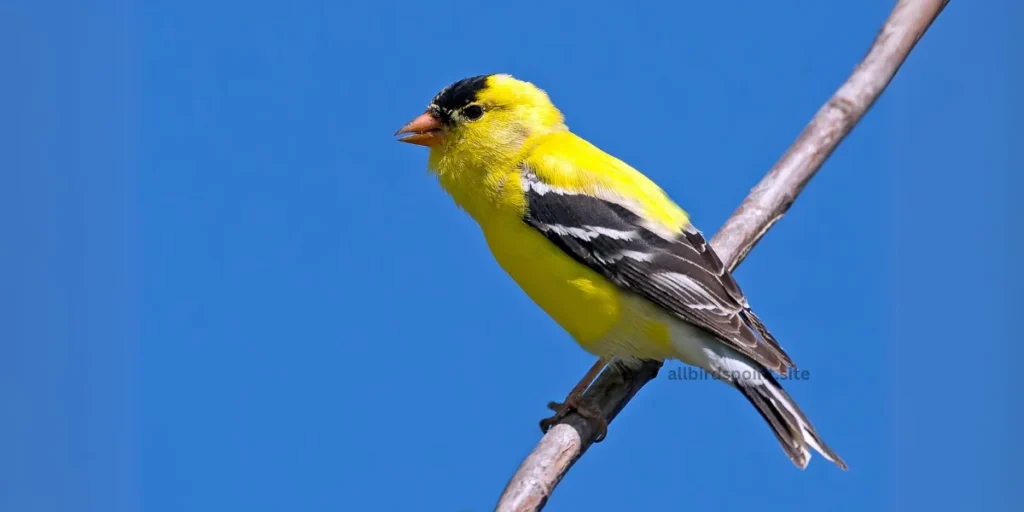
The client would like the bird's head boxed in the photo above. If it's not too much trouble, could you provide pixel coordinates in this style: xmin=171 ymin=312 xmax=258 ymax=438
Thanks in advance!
xmin=395 ymin=74 xmax=565 ymax=173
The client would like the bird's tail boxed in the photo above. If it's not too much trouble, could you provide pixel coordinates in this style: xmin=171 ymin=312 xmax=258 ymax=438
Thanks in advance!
xmin=735 ymin=368 xmax=848 ymax=470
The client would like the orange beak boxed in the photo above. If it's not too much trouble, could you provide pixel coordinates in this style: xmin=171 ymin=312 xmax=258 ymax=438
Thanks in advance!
xmin=394 ymin=112 xmax=444 ymax=147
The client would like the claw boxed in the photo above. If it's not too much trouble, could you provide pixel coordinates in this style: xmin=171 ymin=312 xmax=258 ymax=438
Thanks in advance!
xmin=538 ymin=397 xmax=609 ymax=443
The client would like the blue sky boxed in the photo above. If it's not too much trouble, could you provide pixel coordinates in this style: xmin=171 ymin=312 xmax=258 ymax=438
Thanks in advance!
xmin=2 ymin=1 xmax=1021 ymax=511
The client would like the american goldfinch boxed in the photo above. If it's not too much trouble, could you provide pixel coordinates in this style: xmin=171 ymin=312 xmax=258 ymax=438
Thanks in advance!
xmin=396 ymin=74 xmax=846 ymax=470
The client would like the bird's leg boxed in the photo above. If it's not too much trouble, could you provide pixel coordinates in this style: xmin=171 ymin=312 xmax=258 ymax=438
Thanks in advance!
xmin=539 ymin=358 xmax=609 ymax=442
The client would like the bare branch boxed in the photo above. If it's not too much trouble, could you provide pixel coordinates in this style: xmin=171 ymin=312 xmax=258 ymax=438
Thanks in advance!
xmin=496 ymin=1 xmax=950 ymax=510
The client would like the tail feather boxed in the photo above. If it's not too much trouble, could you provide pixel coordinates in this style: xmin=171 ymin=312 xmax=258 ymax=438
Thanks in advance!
xmin=736 ymin=370 xmax=848 ymax=470
xmin=666 ymin=317 xmax=846 ymax=469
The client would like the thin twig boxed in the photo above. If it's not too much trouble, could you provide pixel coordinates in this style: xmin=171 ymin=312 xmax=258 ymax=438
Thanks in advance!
xmin=496 ymin=1 xmax=950 ymax=510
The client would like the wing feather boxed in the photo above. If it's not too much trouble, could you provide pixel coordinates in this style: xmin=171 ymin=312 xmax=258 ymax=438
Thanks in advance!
xmin=520 ymin=164 xmax=795 ymax=373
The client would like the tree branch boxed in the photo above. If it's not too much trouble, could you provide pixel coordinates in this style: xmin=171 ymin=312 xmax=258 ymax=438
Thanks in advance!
xmin=496 ymin=1 xmax=950 ymax=510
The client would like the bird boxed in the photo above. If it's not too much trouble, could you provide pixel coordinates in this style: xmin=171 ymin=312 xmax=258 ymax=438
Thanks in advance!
xmin=395 ymin=74 xmax=847 ymax=470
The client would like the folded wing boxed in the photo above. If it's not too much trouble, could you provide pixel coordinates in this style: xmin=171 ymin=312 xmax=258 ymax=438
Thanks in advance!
xmin=520 ymin=163 xmax=794 ymax=374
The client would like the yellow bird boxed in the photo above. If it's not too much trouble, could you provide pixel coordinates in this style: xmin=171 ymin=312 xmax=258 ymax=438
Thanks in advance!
xmin=395 ymin=74 xmax=846 ymax=470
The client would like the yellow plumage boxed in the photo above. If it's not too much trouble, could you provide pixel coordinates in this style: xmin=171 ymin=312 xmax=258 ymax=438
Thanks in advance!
xmin=395 ymin=73 xmax=847 ymax=470
xmin=428 ymin=76 xmax=686 ymax=356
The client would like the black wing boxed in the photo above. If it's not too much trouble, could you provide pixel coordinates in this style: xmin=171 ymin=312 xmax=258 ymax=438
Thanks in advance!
xmin=521 ymin=165 xmax=794 ymax=373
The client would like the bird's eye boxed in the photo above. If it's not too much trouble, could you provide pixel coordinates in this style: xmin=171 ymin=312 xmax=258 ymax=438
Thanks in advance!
xmin=463 ymin=104 xmax=484 ymax=121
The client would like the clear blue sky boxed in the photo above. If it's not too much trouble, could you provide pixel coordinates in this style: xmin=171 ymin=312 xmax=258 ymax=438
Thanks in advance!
xmin=2 ymin=1 xmax=1021 ymax=511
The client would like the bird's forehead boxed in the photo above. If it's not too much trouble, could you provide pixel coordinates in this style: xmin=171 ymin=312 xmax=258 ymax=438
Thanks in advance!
xmin=430 ymin=75 xmax=490 ymax=112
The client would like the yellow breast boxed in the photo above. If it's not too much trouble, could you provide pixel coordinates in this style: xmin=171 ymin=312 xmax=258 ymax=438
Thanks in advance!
xmin=481 ymin=216 xmax=622 ymax=346
xmin=482 ymin=216 xmax=678 ymax=360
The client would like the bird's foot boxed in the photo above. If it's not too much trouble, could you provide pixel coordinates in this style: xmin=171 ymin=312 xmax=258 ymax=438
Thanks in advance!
xmin=538 ymin=395 xmax=608 ymax=443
